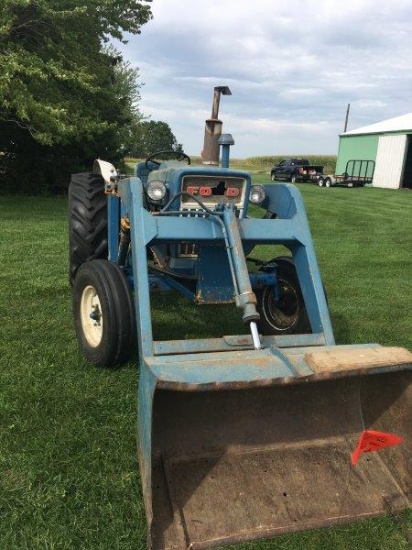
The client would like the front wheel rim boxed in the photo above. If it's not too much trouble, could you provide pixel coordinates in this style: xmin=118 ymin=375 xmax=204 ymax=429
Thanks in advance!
xmin=80 ymin=285 xmax=103 ymax=347
xmin=263 ymin=282 xmax=300 ymax=331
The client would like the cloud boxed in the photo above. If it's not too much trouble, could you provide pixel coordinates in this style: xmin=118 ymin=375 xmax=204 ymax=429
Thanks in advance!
xmin=117 ymin=0 xmax=412 ymax=157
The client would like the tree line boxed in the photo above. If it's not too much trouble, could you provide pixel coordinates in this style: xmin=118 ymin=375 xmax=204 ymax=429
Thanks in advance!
xmin=0 ymin=1 xmax=181 ymax=193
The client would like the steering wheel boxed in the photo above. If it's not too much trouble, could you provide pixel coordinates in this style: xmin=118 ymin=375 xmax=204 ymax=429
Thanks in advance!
xmin=145 ymin=150 xmax=191 ymax=170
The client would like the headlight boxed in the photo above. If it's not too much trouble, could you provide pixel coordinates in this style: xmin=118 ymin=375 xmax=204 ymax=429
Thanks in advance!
xmin=147 ymin=180 xmax=167 ymax=201
xmin=249 ymin=185 xmax=267 ymax=205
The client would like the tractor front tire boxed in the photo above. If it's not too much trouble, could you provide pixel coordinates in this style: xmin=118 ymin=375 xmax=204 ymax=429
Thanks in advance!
xmin=73 ymin=260 xmax=135 ymax=368
xmin=256 ymin=259 xmax=311 ymax=335
xmin=69 ymin=173 xmax=108 ymax=286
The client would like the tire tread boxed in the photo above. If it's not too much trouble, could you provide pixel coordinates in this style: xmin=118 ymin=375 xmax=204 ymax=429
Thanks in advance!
xmin=73 ymin=260 xmax=135 ymax=368
xmin=68 ymin=173 xmax=108 ymax=285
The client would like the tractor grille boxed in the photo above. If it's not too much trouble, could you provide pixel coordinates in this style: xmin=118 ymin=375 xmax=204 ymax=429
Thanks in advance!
xmin=181 ymin=175 xmax=247 ymax=216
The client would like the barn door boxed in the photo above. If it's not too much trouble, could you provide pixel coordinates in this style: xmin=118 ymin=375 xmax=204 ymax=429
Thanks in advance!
xmin=402 ymin=135 xmax=412 ymax=188
xmin=373 ymin=134 xmax=407 ymax=188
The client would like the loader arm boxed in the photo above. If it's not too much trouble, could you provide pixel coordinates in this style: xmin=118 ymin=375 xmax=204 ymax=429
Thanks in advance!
xmin=117 ymin=178 xmax=335 ymax=356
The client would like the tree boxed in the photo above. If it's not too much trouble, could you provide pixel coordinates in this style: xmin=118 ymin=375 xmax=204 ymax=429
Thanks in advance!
xmin=0 ymin=0 xmax=152 ymax=145
xmin=0 ymin=0 xmax=152 ymax=192
xmin=131 ymin=120 xmax=183 ymax=157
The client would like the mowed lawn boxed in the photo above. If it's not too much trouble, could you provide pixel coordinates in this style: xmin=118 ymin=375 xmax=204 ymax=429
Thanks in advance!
xmin=1 ymin=182 xmax=412 ymax=550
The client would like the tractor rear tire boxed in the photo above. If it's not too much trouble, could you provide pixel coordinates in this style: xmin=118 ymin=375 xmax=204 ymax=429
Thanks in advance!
xmin=256 ymin=259 xmax=311 ymax=335
xmin=68 ymin=173 xmax=108 ymax=286
xmin=73 ymin=260 xmax=135 ymax=368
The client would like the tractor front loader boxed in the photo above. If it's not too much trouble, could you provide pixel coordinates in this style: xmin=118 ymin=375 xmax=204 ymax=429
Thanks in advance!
xmin=69 ymin=146 xmax=412 ymax=549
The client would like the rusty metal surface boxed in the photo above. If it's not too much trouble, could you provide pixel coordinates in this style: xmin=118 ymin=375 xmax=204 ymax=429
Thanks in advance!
xmin=145 ymin=344 xmax=412 ymax=391
xmin=201 ymin=86 xmax=232 ymax=165
xmin=306 ymin=346 xmax=412 ymax=373
xmin=161 ymin=443 xmax=409 ymax=549
xmin=149 ymin=370 xmax=412 ymax=549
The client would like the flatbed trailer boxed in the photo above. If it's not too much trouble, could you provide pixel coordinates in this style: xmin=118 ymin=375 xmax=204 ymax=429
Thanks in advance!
xmin=314 ymin=159 xmax=375 ymax=188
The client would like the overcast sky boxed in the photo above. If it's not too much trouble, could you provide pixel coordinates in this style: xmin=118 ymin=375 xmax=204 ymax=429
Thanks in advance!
xmin=117 ymin=0 xmax=412 ymax=158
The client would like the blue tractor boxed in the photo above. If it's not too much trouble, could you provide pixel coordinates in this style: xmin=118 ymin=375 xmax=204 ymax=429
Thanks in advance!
xmin=69 ymin=109 xmax=412 ymax=549
xmin=69 ymin=149 xmax=320 ymax=366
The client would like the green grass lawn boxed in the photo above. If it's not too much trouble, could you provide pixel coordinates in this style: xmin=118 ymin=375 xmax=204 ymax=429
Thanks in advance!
xmin=1 ymin=179 xmax=412 ymax=549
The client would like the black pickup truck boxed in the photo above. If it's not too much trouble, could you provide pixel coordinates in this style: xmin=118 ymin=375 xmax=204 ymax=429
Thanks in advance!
xmin=270 ymin=158 xmax=324 ymax=183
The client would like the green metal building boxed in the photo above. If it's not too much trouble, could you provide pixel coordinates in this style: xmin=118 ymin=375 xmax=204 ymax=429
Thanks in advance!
xmin=337 ymin=113 xmax=412 ymax=188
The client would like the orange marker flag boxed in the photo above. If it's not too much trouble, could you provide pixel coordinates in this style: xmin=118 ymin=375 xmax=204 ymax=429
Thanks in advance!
xmin=351 ymin=430 xmax=403 ymax=466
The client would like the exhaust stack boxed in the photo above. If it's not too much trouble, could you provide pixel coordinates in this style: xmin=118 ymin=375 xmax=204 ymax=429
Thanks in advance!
xmin=201 ymin=86 xmax=232 ymax=165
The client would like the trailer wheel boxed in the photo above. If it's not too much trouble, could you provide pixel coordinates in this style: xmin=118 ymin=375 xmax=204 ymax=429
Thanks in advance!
xmin=325 ymin=177 xmax=332 ymax=188
xmin=68 ymin=173 xmax=108 ymax=286
xmin=256 ymin=259 xmax=311 ymax=334
xmin=317 ymin=177 xmax=325 ymax=187
xmin=73 ymin=260 xmax=135 ymax=368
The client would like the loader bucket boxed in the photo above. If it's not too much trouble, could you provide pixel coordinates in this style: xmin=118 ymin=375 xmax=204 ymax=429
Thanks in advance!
xmin=138 ymin=344 xmax=412 ymax=550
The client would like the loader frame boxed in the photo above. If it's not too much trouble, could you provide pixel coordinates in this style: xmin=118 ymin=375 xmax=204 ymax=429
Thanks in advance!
xmin=105 ymin=173 xmax=412 ymax=550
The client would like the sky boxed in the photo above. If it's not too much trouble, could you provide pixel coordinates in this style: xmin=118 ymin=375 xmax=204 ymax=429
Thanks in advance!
xmin=117 ymin=0 xmax=412 ymax=158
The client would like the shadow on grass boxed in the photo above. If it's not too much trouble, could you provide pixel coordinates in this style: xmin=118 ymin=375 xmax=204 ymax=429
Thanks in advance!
xmin=151 ymin=292 xmax=246 ymax=342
